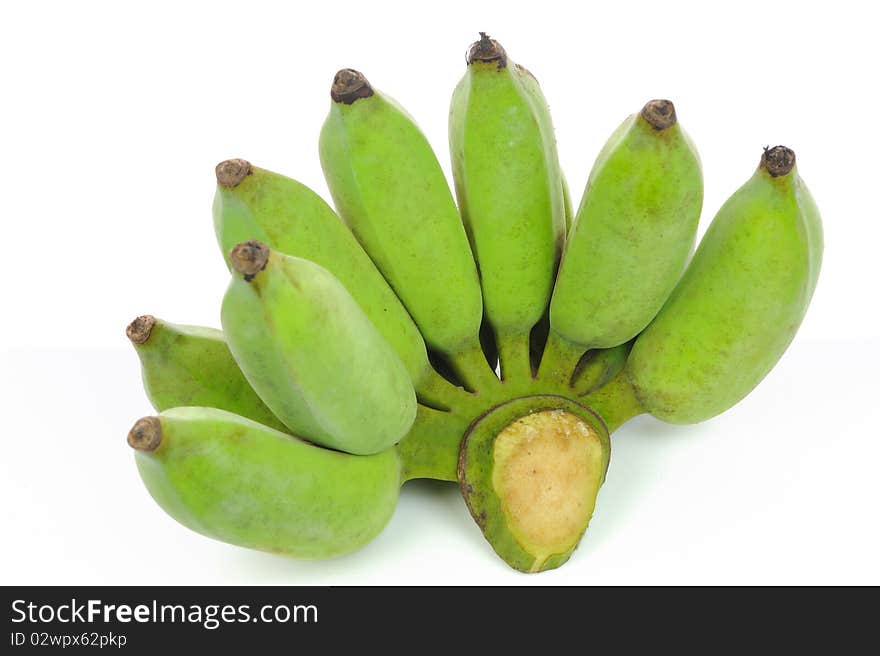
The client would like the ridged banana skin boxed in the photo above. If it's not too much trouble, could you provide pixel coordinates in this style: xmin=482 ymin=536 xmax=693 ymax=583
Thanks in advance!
xmin=134 ymin=408 xmax=401 ymax=559
xmin=221 ymin=250 xmax=417 ymax=455
xmin=550 ymin=110 xmax=703 ymax=349
xmin=512 ymin=63 xmax=567 ymax=239
xmin=626 ymin=162 xmax=822 ymax=424
xmin=561 ymin=173 xmax=573 ymax=234
xmin=319 ymin=88 xmax=484 ymax=359
xmin=130 ymin=318 xmax=287 ymax=433
xmin=449 ymin=59 xmax=564 ymax=377
xmin=213 ymin=165 xmax=432 ymax=388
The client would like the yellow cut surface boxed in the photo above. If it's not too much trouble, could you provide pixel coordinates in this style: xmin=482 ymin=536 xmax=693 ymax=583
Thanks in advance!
xmin=491 ymin=409 xmax=604 ymax=568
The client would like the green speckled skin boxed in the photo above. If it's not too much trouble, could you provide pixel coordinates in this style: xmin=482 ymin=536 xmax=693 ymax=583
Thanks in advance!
xmin=449 ymin=58 xmax=565 ymax=382
xmin=512 ymin=63 xmax=567 ymax=229
xmin=221 ymin=250 xmax=416 ymax=455
xmin=131 ymin=318 xmax=286 ymax=433
xmin=135 ymin=407 xmax=401 ymax=558
xmin=213 ymin=164 xmax=437 ymax=394
xmin=550 ymin=111 xmax=703 ymax=349
xmin=458 ymin=396 xmax=610 ymax=572
xmin=319 ymin=85 xmax=496 ymax=391
xmin=626 ymin=162 xmax=823 ymax=423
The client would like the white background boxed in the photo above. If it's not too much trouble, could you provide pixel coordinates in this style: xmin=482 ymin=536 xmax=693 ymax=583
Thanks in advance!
xmin=1 ymin=0 xmax=878 ymax=585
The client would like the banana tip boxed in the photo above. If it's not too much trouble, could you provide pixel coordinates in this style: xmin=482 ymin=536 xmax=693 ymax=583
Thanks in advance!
xmin=331 ymin=69 xmax=373 ymax=104
xmin=466 ymin=32 xmax=507 ymax=68
xmin=128 ymin=416 xmax=162 ymax=452
xmin=229 ymin=240 xmax=270 ymax=281
xmin=126 ymin=315 xmax=156 ymax=345
xmin=641 ymin=100 xmax=677 ymax=130
xmin=761 ymin=146 xmax=796 ymax=177
xmin=216 ymin=159 xmax=252 ymax=188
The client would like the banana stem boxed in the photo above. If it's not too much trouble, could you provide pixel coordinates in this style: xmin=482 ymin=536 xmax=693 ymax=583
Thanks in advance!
xmin=497 ymin=331 xmax=533 ymax=383
xmin=448 ymin=342 xmax=501 ymax=394
xmin=579 ymin=369 xmax=644 ymax=433
xmin=416 ymin=367 xmax=473 ymax=411
xmin=572 ymin=341 xmax=634 ymax=397
xmin=569 ymin=350 xmax=603 ymax=393
xmin=537 ymin=330 xmax=586 ymax=386
xmin=396 ymin=405 xmax=470 ymax=483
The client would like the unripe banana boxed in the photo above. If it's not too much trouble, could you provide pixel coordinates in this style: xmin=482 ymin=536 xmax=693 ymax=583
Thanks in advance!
xmin=126 ymin=315 xmax=286 ymax=432
xmin=449 ymin=34 xmax=565 ymax=382
xmin=129 ymin=407 xmax=400 ymax=558
xmin=586 ymin=146 xmax=823 ymax=430
xmin=541 ymin=100 xmax=703 ymax=383
xmin=512 ymin=59 xmax=568 ymax=236
xmin=561 ymin=173 xmax=573 ymax=234
xmin=213 ymin=160 xmax=461 ymax=408
xmin=319 ymin=69 xmax=497 ymax=392
xmin=221 ymin=241 xmax=417 ymax=455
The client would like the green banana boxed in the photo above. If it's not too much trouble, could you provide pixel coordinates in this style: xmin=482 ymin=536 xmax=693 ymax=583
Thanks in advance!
xmin=213 ymin=160 xmax=462 ymax=408
xmin=585 ymin=146 xmax=823 ymax=429
xmin=561 ymin=173 xmax=573 ymax=234
xmin=512 ymin=60 xmax=569 ymax=236
xmin=319 ymin=69 xmax=497 ymax=392
xmin=449 ymin=34 xmax=565 ymax=383
xmin=541 ymin=99 xmax=703 ymax=384
xmin=126 ymin=315 xmax=286 ymax=433
xmin=221 ymin=241 xmax=417 ymax=455
xmin=129 ymin=407 xmax=400 ymax=558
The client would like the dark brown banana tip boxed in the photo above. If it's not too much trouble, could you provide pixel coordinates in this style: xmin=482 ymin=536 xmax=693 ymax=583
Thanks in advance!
xmin=761 ymin=146 xmax=796 ymax=177
xmin=466 ymin=32 xmax=507 ymax=68
xmin=641 ymin=99 xmax=677 ymax=130
xmin=216 ymin=159 xmax=252 ymax=188
xmin=331 ymin=69 xmax=374 ymax=104
xmin=128 ymin=416 xmax=162 ymax=452
xmin=229 ymin=240 xmax=270 ymax=281
xmin=126 ymin=315 xmax=156 ymax=345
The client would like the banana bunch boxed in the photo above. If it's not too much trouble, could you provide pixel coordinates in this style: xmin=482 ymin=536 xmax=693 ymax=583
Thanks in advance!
xmin=126 ymin=33 xmax=823 ymax=573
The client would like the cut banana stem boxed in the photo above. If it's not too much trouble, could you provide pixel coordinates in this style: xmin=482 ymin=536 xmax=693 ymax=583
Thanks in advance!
xmin=126 ymin=315 xmax=287 ymax=433
xmin=449 ymin=34 xmax=565 ymax=386
xmin=213 ymin=159 xmax=468 ymax=411
xmin=547 ymin=99 xmax=704 ymax=355
xmin=396 ymin=405 xmax=472 ymax=482
xmin=320 ymin=68 xmax=497 ymax=394
xmin=621 ymin=146 xmax=822 ymax=424
xmin=222 ymin=241 xmax=417 ymax=455
xmin=129 ymin=407 xmax=401 ymax=558
xmin=458 ymin=396 xmax=610 ymax=573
